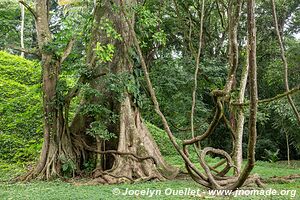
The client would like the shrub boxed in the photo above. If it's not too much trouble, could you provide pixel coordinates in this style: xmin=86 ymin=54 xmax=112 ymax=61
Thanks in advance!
xmin=146 ymin=121 xmax=181 ymax=156
xmin=263 ymin=149 xmax=280 ymax=163
xmin=0 ymin=134 xmax=42 ymax=163
xmin=255 ymin=138 xmax=278 ymax=161
xmin=0 ymin=51 xmax=42 ymax=163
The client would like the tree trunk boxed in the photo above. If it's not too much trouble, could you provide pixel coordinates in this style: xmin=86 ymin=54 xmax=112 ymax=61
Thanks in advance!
xmin=229 ymin=0 xmax=258 ymax=189
xmin=271 ymin=0 xmax=300 ymax=124
xmin=20 ymin=3 xmax=25 ymax=57
xmin=91 ymin=94 xmax=177 ymax=183
xmin=84 ymin=0 xmax=178 ymax=183
xmin=20 ymin=0 xmax=77 ymax=180
xmin=227 ymin=0 xmax=243 ymax=173
xmin=233 ymin=60 xmax=249 ymax=172
xmin=285 ymin=131 xmax=290 ymax=166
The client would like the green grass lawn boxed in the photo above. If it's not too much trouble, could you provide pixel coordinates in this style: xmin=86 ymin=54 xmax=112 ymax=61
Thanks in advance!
xmin=0 ymin=156 xmax=299 ymax=200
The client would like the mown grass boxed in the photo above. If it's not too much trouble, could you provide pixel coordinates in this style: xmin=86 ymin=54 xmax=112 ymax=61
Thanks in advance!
xmin=0 ymin=156 xmax=299 ymax=200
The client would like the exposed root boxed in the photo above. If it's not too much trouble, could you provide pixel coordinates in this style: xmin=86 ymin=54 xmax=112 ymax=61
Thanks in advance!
xmin=84 ymin=146 xmax=158 ymax=165
xmin=183 ymin=145 xmax=264 ymax=189
xmin=262 ymin=174 xmax=300 ymax=184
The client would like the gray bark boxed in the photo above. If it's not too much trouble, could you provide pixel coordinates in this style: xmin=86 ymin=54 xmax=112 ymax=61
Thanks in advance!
xmin=20 ymin=3 xmax=25 ymax=57
xmin=234 ymin=60 xmax=249 ymax=172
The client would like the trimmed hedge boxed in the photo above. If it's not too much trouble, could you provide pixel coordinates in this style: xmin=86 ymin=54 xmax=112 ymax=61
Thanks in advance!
xmin=0 ymin=51 xmax=42 ymax=163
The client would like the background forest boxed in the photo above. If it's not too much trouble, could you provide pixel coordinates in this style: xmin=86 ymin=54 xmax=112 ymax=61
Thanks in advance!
xmin=0 ymin=0 xmax=299 ymax=199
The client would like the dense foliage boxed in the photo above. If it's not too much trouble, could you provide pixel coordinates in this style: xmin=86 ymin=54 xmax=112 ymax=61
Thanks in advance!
xmin=0 ymin=51 xmax=42 ymax=163
xmin=138 ymin=0 xmax=300 ymax=161
xmin=0 ymin=0 xmax=299 ymax=166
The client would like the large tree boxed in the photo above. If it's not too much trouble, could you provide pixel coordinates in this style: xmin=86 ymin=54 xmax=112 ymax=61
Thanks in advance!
xmin=20 ymin=0 xmax=177 ymax=182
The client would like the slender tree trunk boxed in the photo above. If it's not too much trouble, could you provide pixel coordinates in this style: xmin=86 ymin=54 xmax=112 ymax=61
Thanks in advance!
xmin=190 ymin=0 xmax=205 ymax=155
xmin=226 ymin=0 xmax=243 ymax=172
xmin=233 ymin=62 xmax=248 ymax=172
xmin=224 ymin=0 xmax=241 ymax=94
xmin=20 ymin=3 xmax=25 ymax=57
xmin=271 ymin=0 xmax=300 ymax=124
xmin=285 ymin=131 xmax=290 ymax=166
xmin=229 ymin=0 xmax=258 ymax=189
